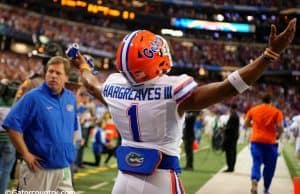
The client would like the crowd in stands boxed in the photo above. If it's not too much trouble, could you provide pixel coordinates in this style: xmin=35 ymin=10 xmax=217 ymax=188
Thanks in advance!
xmin=0 ymin=5 xmax=125 ymax=53
xmin=171 ymin=38 xmax=300 ymax=70
xmin=0 ymin=51 xmax=42 ymax=82
xmin=0 ymin=3 xmax=299 ymax=119
xmin=199 ymin=0 xmax=297 ymax=7
xmin=148 ymin=0 xmax=297 ymax=7
xmin=99 ymin=0 xmax=297 ymax=25
xmin=1 ymin=49 xmax=299 ymax=120
xmin=1 ymin=4 xmax=300 ymax=73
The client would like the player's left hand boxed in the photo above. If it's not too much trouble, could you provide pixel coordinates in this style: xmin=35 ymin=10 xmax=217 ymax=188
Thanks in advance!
xmin=268 ymin=18 xmax=297 ymax=54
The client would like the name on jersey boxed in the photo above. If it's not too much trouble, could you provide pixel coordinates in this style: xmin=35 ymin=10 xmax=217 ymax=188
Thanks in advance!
xmin=103 ymin=84 xmax=172 ymax=100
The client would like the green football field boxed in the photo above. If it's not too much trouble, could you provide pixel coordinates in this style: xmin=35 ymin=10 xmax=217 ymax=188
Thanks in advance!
xmin=74 ymin=136 xmax=246 ymax=194
xmin=8 ymin=138 xmax=300 ymax=194
xmin=283 ymin=140 xmax=300 ymax=178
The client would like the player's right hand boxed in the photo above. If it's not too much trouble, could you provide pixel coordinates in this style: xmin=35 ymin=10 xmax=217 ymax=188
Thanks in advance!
xmin=23 ymin=152 xmax=43 ymax=172
xmin=268 ymin=18 xmax=296 ymax=54
xmin=70 ymin=53 xmax=88 ymax=69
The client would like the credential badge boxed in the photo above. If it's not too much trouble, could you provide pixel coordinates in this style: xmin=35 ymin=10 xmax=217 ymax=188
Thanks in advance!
xmin=66 ymin=104 xmax=74 ymax=112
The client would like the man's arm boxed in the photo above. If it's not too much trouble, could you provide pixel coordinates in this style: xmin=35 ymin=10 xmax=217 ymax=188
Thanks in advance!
xmin=179 ymin=18 xmax=296 ymax=115
xmin=277 ymin=122 xmax=284 ymax=140
xmin=7 ymin=129 xmax=42 ymax=171
xmin=7 ymin=129 xmax=29 ymax=156
xmin=70 ymin=56 xmax=105 ymax=104
xmin=244 ymin=117 xmax=252 ymax=128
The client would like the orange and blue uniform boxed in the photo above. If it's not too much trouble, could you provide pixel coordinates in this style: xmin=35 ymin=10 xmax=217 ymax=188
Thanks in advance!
xmin=247 ymin=104 xmax=283 ymax=144
xmin=246 ymin=104 xmax=283 ymax=194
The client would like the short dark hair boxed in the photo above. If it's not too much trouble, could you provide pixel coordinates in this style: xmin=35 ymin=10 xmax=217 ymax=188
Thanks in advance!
xmin=262 ymin=94 xmax=272 ymax=103
xmin=45 ymin=56 xmax=70 ymax=76
xmin=230 ymin=103 xmax=238 ymax=109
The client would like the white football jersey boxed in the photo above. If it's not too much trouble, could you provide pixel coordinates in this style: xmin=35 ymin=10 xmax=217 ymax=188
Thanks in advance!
xmin=102 ymin=73 xmax=197 ymax=157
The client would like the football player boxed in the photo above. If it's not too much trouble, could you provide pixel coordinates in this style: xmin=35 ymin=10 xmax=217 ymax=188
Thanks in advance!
xmin=70 ymin=18 xmax=296 ymax=194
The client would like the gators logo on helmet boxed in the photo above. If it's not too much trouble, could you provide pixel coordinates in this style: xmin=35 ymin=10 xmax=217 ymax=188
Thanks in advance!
xmin=116 ymin=30 xmax=172 ymax=85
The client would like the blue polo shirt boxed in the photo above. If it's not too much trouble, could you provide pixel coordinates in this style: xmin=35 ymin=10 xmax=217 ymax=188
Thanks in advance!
xmin=3 ymin=82 xmax=78 ymax=169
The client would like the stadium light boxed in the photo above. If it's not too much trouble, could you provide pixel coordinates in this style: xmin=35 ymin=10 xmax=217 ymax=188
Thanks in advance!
xmin=227 ymin=33 xmax=232 ymax=39
xmin=161 ymin=29 xmax=183 ymax=37
xmin=171 ymin=17 xmax=256 ymax=33
xmin=213 ymin=32 xmax=219 ymax=39
xmin=261 ymin=14 xmax=267 ymax=20
xmin=216 ymin=14 xmax=224 ymax=22
xmin=103 ymin=58 xmax=109 ymax=69
xmin=247 ymin=16 xmax=254 ymax=22
xmin=10 ymin=42 xmax=33 ymax=54
xmin=198 ymin=65 xmax=206 ymax=76
xmin=38 ymin=35 xmax=50 ymax=44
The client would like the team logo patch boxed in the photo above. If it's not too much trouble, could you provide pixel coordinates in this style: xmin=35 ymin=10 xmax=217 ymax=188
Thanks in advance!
xmin=66 ymin=104 xmax=74 ymax=112
xmin=143 ymin=37 xmax=163 ymax=58
xmin=125 ymin=152 xmax=144 ymax=167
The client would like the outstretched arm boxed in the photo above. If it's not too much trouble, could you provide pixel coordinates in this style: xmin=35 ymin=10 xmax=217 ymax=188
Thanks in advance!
xmin=179 ymin=18 xmax=297 ymax=115
xmin=70 ymin=55 xmax=106 ymax=104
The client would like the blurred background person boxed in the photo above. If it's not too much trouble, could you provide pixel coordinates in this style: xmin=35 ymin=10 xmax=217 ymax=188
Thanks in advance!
xmin=245 ymin=93 xmax=284 ymax=194
xmin=183 ymin=112 xmax=197 ymax=171
xmin=83 ymin=120 xmax=106 ymax=167
xmin=194 ymin=111 xmax=205 ymax=147
xmin=102 ymin=112 xmax=120 ymax=166
xmin=222 ymin=103 xmax=240 ymax=172
xmin=75 ymin=88 xmax=94 ymax=169
xmin=289 ymin=114 xmax=300 ymax=158
xmin=0 ymin=106 xmax=15 ymax=194
xmin=14 ymin=42 xmax=64 ymax=103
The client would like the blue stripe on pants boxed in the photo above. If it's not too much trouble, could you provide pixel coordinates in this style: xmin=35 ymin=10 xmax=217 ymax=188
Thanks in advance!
xmin=250 ymin=142 xmax=278 ymax=192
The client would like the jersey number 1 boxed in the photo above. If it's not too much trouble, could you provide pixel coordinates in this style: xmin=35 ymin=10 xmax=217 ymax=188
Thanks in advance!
xmin=127 ymin=104 xmax=141 ymax=142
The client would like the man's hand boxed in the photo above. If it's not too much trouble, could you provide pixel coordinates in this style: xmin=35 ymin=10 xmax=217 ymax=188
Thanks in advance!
xmin=70 ymin=53 xmax=88 ymax=69
xmin=268 ymin=18 xmax=297 ymax=54
xmin=23 ymin=152 xmax=43 ymax=172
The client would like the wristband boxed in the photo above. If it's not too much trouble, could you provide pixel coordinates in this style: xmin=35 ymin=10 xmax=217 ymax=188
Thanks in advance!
xmin=266 ymin=48 xmax=280 ymax=57
xmin=80 ymin=64 xmax=91 ymax=74
xmin=228 ymin=71 xmax=250 ymax=93
xmin=262 ymin=48 xmax=280 ymax=62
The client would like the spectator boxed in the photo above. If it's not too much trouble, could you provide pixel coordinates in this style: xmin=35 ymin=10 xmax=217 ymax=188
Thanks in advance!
xmin=102 ymin=112 xmax=120 ymax=165
xmin=2 ymin=56 xmax=78 ymax=192
xmin=222 ymin=103 xmax=240 ymax=172
xmin=194 ymin=111 xmax=204 ymax=145
xmin=83 ymin=120 xmax=106 ymax=166
xmin=183 ymin=112 xmax=197 ymax=170
xmin=245 ymin=94 xmax=284 ymax=194
xmin=0 ymin=106 xmax=15 ymax=194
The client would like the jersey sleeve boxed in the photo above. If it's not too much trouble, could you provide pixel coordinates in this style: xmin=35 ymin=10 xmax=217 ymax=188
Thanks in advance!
xmin=276 ymin=110 xmax=284 ymax=124
xmin=2 ymin=92 xmax=34 ymax=133
xmin=172 ymin=74 xmax=198 ymax=104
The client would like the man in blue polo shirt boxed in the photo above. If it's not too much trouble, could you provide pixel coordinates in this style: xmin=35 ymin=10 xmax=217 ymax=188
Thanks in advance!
xmin=2 ymin=56 xmax=78 ymax=192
